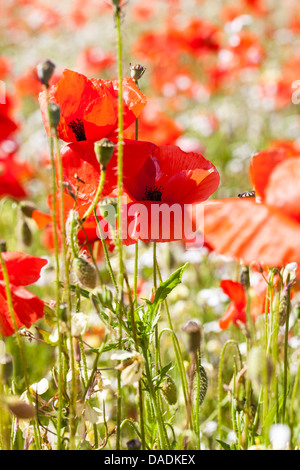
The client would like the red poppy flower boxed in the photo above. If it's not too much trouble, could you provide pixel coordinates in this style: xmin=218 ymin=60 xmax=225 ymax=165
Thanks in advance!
xmin=181 ymin=18 xmax=221 ymax=56
xmin=122 ymin=141 xmax=220 ymax=243
xmin=0 ymin=150 xmax=33 ymax=200
xmin=202 ymin=149 xmax=300 ymax=267
xmin=219 ymin=277 xmax=266 ymax=330
xmin=0 ymin=252 xmax=47 ymax=337
xmin=76 ymin=47 xmax=115 ymax=76
xmin=39 ymin=69 xmax=147 ymax=143
xmin=0 ymin=95 xmax=18 ymax=143
xmin=32 ymin=191 xmax=115 ymax=253
xmin=59 ymin=139 xmax=219 ymax=244
xmin=0 ymin=56 xmax=11 ymax=79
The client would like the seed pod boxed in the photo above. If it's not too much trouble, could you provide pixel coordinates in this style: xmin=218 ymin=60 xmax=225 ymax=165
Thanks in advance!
xmin=130 ymin=63 xmax=146 ymax=83
xmin=21 ymin=220 xmax=33 ymax=247
xmin=161 ymin=375 xmax=177 ymax=405
xmin=73 ymin=257 xmax=97 ymax=289
xmin=37 ymin=59 xmax=55 ymax=87
xmin=6 ymin=397 xmax=36 ymax=420
xmin=94 ymin=138 xmax=115 ymax=170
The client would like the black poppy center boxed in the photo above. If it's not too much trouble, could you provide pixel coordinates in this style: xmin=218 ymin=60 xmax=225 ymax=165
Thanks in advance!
xmin=144 ymin=185 xmax=163 ymax=201
xmin=68 ymin=119 xmax=87 ymax=141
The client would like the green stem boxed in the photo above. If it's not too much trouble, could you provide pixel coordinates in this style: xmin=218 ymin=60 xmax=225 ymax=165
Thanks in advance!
xmin=82 ymin=168 xmax=106 ymax=223
xmin=114 ymin=4 xmax=124 ymax=450
xmin=282 ymin=282 xmax=291 ymax=423
xmin=46 ymin=87 xmax=64 ymax=450
xmin=142 ymin=347 xmax=169 ymax=449
xmin=93 ymin=208 xmax=118 ymax=294
xmin=54 ymin=133 xmax=77 ymax=449
xmin=156 ymin=263 xmax=189 ymax=413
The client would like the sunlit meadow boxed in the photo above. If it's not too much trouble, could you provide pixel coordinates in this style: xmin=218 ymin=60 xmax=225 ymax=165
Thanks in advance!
xmin=1 ymin=0 xmax=300 ymax=451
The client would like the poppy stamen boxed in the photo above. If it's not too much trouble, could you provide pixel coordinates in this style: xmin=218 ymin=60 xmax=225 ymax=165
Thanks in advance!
xmin=144 ymin=185 xmax=163 ymax=201
xmin=68 ymin=119 xmax=87 ymax=141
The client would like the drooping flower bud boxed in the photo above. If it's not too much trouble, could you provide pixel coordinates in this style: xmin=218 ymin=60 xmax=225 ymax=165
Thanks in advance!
xmin=111 ymin=0 xmax=122 ymax=8
xmin=19 ymin=201 xmax=38 ymax=218
xmin=20 ymin=220 xmax=33 ymax=247
xmin=127 ymin=439 xmax=141 ymax=450
xmin=129 ymin=63 xmax=146 ymax=83
xmin=73 ymin=257 xmax=97 ymax=289
xmin=182 ymin=319 xmax=201 ymax=353
xmin=48 ymin=102 xmax=61 ymax=131
xmin=94 ymin=138 xmax=115 ymax=170
xmin=0 ymin=240 xmax=7 ymax=253
xmin=6 ymin=397 xmax=36 ymax=420
xmin=37 ymin=59 xmax=55 ymax=87
xmin=161 ymin=375 xmax=178 ymax=405
xmin=240 ymin=265 xmax=250 ymax=289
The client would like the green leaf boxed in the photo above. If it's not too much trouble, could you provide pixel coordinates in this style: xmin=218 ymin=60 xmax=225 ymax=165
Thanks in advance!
xmin=35 ymin=327 xmax=57 ymax=346
xmin=44 ymin=304 xmax=56 ymax=327
xmin=216 ymin=439 xmax=231 ymax=450
xmin=147 ymin=263 xmax=188 ymax=325
xmin=263 ymin=394 xmax=284 ymax=428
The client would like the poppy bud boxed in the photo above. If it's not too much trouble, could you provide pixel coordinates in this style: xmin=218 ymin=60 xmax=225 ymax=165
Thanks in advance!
xmin=198 ymin=365 xmax=208 ymax=406
xmin=240 ymin=266 xmax=250 ymax=289
xmin=127 ymin=439 xmax=141 ymax=450
xmin=73 ymin=257 xmax=97 ymax=289
xmin=130 ymin=63 xmax=146 ymax=83
xmin=0 ymin=240 xmax=7 ymax=253
xmin=59 ymin=302 xmax=68 ymax=323
xmin=48 ymin=102 xmax=61 ymax=130
xmin=19 ymin=201 xmax=38 ymax=218
xmin=295 ymin=302 xmax=300 ymax=320
xmin=182 ymin=319 xmax=201 ymax=353
xmin=37 ymin=59 xmax=55 ymax=87
xmin=6 ymin=397 xmax=36 ymax=420
xmin=20 ymin=220 xmax=33 ymax=247
xmin=279 ymin=291 xmax=289 ymax=326
xmin=161 ymin=375 xmax=177 ymax=405
xmin=94 ymin=138 xmax=115 ymax=170
xmin=0 ymin=353 xmax=13 ymax=383
xmin=111 ymin=0 xmax=122 ymax=7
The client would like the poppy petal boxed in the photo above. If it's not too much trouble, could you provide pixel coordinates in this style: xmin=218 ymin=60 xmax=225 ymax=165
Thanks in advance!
xmin=0 ymin=252 xmax=48 ymax=286
xmin=0 ymin=282 xmax=44 ymax=337
xmin=249 ymin=148 xmax=287 ymax=199
xmin=264 ymin=157 xmax=300 ymax=222
xmin=203 ymin=198 xmax=300 ymax=267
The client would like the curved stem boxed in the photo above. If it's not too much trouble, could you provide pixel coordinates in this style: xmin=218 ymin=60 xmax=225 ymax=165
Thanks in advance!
xmin=82 ymin=169 xmax=106 ymax=223
xmin=218 ymin=340 xmax=242 ymax=448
